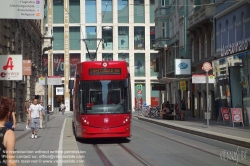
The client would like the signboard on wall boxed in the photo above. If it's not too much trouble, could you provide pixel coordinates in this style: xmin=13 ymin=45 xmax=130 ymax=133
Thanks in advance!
xmin=56 ymin=87 xmax=64 ymax=95
xmin=192 ymin=74 xmax=215 ymax=84
xmin=0 ymin=0 xmax=44 ymax=19
xmin=175 ymin=59 xmax=191 ymax=75
xmin=152 ymin=84 xmax=165 ymax=91
xmin=23 ymin=60 xmax=32 ymax=75
xmin=0 ymin=55 xmax=22 ymax=80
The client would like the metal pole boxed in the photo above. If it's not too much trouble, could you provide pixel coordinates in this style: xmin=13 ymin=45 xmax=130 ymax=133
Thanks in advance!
xmin=45 ymin=74 xmax=48 ymax=129
xmin=206 ymin=71 xmax=209 ymax=127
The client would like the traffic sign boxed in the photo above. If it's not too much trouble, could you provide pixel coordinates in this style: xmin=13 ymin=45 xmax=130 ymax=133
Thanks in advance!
xmin=202 ymin=62 xmax=212 ymax=72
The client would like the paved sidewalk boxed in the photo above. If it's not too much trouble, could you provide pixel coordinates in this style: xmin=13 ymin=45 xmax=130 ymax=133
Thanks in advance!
xmin=13 ymin=111 xmax=84 ymax=166
xmin=133 ymin=112 xmax=250 ymax=148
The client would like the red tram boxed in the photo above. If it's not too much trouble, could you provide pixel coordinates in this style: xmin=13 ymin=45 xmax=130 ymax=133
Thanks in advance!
xmin=71 ymin=61 xmax=131 ymax=139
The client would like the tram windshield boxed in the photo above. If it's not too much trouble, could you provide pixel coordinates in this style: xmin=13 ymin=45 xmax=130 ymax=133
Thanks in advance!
xmin=78 ymin=80 xmax=130 ymax=114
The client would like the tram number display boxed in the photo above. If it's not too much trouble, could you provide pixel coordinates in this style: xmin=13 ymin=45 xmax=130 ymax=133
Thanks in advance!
xmin=89 ymin=68 xmax=121 ymax=75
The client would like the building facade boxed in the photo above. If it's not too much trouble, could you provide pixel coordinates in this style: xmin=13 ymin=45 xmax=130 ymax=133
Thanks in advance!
xmin=155 ymin=0 xmax=190 ymax=111
xmin=187 ymin=0 xmax=216 ymax=119
xmin=213 ymin=0 xmax=250 ymax=125
xmin=0 ymin=19 xmax=43 ymax=122
xmin=44 ymin=0 xmax=159 ymax=110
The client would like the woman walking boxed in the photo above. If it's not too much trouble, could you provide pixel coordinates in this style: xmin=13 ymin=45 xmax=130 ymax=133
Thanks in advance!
xmin=0 ymin=96 xmax=17 ymax=166
xmin=180 ymin=99 xmax=187 ymax=120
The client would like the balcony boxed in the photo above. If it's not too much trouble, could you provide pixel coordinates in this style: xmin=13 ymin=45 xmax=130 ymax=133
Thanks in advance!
xmin=188 ymin=4 xmax=215 ymax=30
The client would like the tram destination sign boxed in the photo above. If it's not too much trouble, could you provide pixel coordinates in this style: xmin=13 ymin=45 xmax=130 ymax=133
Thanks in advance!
xmin=152 ymin=84 xmax=166 ymax=91
xmin=89 ymin=68 xmax=121 ymax=75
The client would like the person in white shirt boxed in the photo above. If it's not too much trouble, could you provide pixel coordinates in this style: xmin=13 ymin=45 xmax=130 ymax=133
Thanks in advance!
xmin=60 ymin=102 xmax=66 ymax=115
xmin=39 ymin=100 xmax=45 ymax=129
xmin=29 ymin=98 xmax=42 ymax=139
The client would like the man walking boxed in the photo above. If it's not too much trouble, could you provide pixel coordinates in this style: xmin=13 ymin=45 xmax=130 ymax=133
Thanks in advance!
xmin=25 ymin=98 xmax=31 ymax=130
xmin=29 ymin=98 xmax=42 ymax=139
xmin=60 ymin=102 xmax=66 ymax=115
xmin=39 ymin=100 xmax=45 ymax=129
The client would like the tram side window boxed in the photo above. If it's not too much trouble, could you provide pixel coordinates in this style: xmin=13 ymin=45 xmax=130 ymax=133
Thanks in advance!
xmin=79 ymin=82 xmax=85 ymax=114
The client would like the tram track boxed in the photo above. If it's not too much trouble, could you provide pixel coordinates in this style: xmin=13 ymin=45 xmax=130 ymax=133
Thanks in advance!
xmin=132 ymin=120 xmax=250 ymax=166
xmin=93 ymin=143 xmax=152 ymax=166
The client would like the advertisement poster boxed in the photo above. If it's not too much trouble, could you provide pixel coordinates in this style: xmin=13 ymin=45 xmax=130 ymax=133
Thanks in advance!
xmin=70 ymin=54 xmax=81 ymax=77
xmin=0 ymin=54 xmax=22 ymax=80
xmin=118 ymin=35 xmax=129 ymax=50
xmin=53 ymin=54 xmax=64 ymax=76
xmin=134 ymin=53 xmax=145 ymax=76
xmin=246 ymin=107 xmax=250 ymax=124
xmin=220 ymin=107 xmax=230 ymax=122
xmin=231 ymin=108 xmax=244 ymax=126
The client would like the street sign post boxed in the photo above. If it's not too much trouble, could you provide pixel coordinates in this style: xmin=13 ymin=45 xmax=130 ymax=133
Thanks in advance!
xmin=202 ymin=62 xmax=212 ymax=128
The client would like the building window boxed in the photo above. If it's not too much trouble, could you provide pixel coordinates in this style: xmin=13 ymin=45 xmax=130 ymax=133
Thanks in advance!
xmin=162 ymin=22 xmax=166 ymax=38
xmin=118 ymin=53 xmax=129 ymax=62
xmin=102 ymin=0 xmax=113 ymax=23
xmin=118 ymin=0 xmax=129 ymax=23
xmin=161 ymin=0 xmax=165 ymax=7
xmin=204 ymin=34 xmax=207 ymax=58
xmin=134 ymin=27 xmax=145 ymax=50
xmin=70 ymin=27 xmax=80 ymax=50
xmin=85 ymin=0 xmax=97 ymax=23
xmin=241 ymin=12 xmax=245 ymax=39
xmin=150 ymin=0 xmax=155 ymax=23
xmin=192 ymin=40 xmax=194 ymax=62
xmin=199 ymin=37 xmax=201 ymax=60
xmin=85 ymin=27 xmax=97 ymax=50
xmin=102 ymin=26 xmax=113 ymax=50
xmin=169 ymin=19 xmax=172 ymax=37
xmin=118 ymin=27 xmax=129 ymax=50
xmin=226 ymin=20 xmax=229 ymax=45
xmin=53 ymin=27 xmax=64 ymax=50
xmin=211 ymin=31 xmax=214 ymax=56
xmin=134 ymin=0 xmax=145 ymax=23
xmin=150 ymin=53 xmax=158 ymax=76
xmin=150 ymin=27 xmax=155 ymax=50
xmin=179 ymin=21 xmax=184 ymax=47
xmin=134 ymin=53 xmax=145 ymax=77
xmin=69 ymin=0 xmax=80 ymax=23
xmin=53 ymin=0 xmax=64 ymax=23
xmin=233 ymin=16 xmax=236 ymax=42
xmin=102 ymin=53 xmax=113 ymax=61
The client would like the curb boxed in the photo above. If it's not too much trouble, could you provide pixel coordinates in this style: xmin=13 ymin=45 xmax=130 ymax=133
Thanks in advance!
xmin=135 ymin=116 xmax=250 ymax=149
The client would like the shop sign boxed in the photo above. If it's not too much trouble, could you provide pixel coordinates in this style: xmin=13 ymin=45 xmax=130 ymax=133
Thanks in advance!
xmin=175 ymin=59 xmax=191 ymax=75
xmin=192 ymin=74 xmax=214 ymax=84
xmin=56 ymin=87 xmax=64 ymax=95
xmin=221 ymin=40 xmax=249 ymax=57
xmin=0 ymin=55 xmax=22 ymax=80
xmin=179 ymin=81 xmax=186 ymax=91
xmin=220 ymin=107 xmax=230 ymax=122
xmin=23 ymin=60 xmax=32 ymax=76
xmin=231 ymin=108 xmax=244 ymax=127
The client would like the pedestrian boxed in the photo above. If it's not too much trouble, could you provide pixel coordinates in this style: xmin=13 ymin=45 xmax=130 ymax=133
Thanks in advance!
xmin=60 ymin=102 xmax=66 ymax=115
xmin=25 ymin=98 xmax=31 ymax=130
xmin=0 ymin=96 xmax=17 ymax=166
xmin=180 ymin=99 xmax=187 ymax=120
xmin=4 ymin=111 xmax=16 ymax=131
xmin=29 ymin=98 xmax=42 ymax=139
xmin=39 ymin=100 xmax=45 ymax=129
